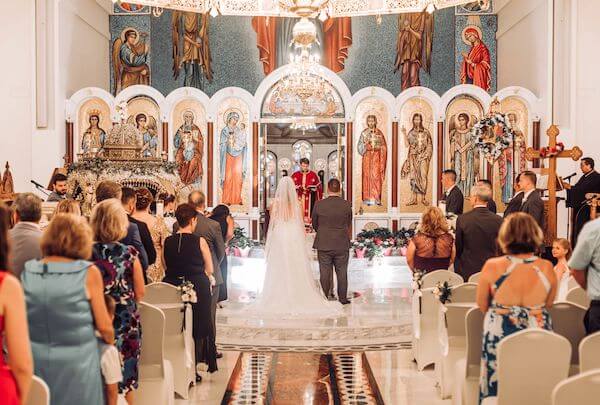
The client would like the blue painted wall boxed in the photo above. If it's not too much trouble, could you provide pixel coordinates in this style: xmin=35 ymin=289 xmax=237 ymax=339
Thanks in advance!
xmin=109 ymin=9 xmax=497 ymax=98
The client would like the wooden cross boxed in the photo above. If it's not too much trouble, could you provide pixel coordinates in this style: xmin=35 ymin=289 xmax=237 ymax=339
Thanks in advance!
xmin=524 ymin=125 xmax=583 ymax=243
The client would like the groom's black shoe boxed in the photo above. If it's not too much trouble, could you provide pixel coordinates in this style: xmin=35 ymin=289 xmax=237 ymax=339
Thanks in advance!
xmin=339 ymin=298 xmax=351 ymax=305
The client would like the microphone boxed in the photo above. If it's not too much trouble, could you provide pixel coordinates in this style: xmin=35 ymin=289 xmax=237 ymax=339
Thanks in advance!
xmin=563 ymin=173 xmax=577 ymax=181
xmin=30 ymin=180 xmax=47 ymax=189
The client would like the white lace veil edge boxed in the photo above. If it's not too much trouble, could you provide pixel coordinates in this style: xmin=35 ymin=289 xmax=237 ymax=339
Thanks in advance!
xmin=265 ymin=177 xmax=304 ymax=251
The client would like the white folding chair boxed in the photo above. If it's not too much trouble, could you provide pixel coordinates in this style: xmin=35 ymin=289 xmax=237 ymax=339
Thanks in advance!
xmin=549 ymin=302 xmax=587 ymax=375
xmin=567 ymin=277 xmax=579 ymax=291
xmin=552 ymin=369 xmax=600 ymax=405
xmin=137 ymin=302 xmax=175 ymax=405
xmin=467 ymin=272 xmax=481 ymax=284
xmin=450 ymin=282 xmax=478 ymax=303
xmin=481 ymin=329 xmax=571 ymax=405
xmin=565 ymin=286 xmax=590 ymax=308
xmin=453 ymin=307 xmax=484 ymax=405
xmin=436 ymin=301 xmax=475 ymax=399
xmin=26 ymin=375 xmax=50 ymax=405
xmin=579 ymin=331 xmax=600 ymax=372
xmin=144 ymin=283 xmax=195 ymax=399
xmin=412 ymin=287 xmax=440 ymax=371
xmin=421 ymin=270 xmax=464 ymax=289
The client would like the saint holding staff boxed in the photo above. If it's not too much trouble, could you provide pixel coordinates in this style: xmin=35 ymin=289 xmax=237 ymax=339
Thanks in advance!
xmin=401 ymin=113 xmax=433 ymax=206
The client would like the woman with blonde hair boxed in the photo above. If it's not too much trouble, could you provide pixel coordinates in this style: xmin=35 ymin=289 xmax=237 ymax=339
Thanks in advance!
xmin=552 ymin=238 xmax=573 ymax=301
xmin=91 ymin=199 xmax=145 ymax=404
xmin=406 ymin=206 xmax=455 ymax=273
xmin=54 ymin=199 xmax=81 ymax=216
xmin=0 ymin=203 xmax=33 ymax=405
xmin=131 ymin=188 xmax=170 ymax=282
xmin=22 ymin=213 xmax=114 ymax=405
xmin=477 ymin=212 xmax=557 ymax=402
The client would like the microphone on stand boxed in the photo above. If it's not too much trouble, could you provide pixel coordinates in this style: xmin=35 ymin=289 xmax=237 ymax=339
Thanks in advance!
xmin=30 ymin=180 xmax=50 ymax=196
xmin=563 ymin=172 xmax=577 ymax=181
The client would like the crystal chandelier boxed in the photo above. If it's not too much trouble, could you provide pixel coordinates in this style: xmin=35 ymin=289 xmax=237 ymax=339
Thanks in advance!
xmin=114 ymin=1 xmax=476 ymax=18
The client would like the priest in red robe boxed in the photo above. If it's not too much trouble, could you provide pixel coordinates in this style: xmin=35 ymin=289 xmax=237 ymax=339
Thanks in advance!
xmin=460 ymin=27 xmax=491 ymax=92
xmin=291 ymin=158 xmax=323 ymax=224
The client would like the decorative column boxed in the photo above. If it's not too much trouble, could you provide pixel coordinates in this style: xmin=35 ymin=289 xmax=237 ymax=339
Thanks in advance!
xmin=437 ymin=121 xmax=444 ymax=201
xmin=161 ymin=122 xmax=169 ymax=156
xmin=252 ymin=122 xmax=259 ymax=207
xmin=346 ymin=122 xmax=353 ymax=203
xmin=65 ymin=121 xmax=74 ymax=165
xmin=207 ymin=122 xmax=214 ymax=206
xmin=532 ymin=120 xmax=541 ymax=168
xmin=391 ymin=121 xmax=399 ymax=208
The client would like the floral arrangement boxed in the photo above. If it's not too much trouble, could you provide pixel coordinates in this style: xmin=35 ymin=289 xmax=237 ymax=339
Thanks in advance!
xmin=471 ymin=113 xmax=515 ymax=162
xmin=356 ymin=227 xmax=394 ymax=241
xmin=432 ymin=281 xmax=452 ymax=304
xmin=394 ymin=227 xmax=416 ymax=248
xmin=68 ymin=158 xmax=178 ymax=176
xmin=178 ymin=279 xmax=197 ymax=304
xmin=539 ymin=142 xmax=564 ymax=158
xmin=228 ymin=227 xmax=256 ymax=249
xmin=411 ymin=270 xmax=424 ymax=290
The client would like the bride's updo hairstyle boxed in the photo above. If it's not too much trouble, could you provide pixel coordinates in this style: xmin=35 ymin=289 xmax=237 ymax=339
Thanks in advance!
xmin=498 ymin=212 xmax=544 ymax=255
xmin=175 ymin=203 xmax=197 ymax=228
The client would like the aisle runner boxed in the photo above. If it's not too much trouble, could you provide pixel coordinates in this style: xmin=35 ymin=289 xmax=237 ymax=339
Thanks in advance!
xmin=222 ymin=352 xmax=384 ymax=404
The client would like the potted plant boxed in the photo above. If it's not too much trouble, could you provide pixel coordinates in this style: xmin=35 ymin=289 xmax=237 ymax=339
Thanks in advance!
xmin=228 ymin=227 xmax=255 ymax=257
xmin=394 ymin=227 xmax=416 ymax=256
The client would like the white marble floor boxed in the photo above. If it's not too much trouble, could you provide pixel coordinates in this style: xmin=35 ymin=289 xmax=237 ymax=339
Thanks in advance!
xmin=173 ymin=349 xmax=449 ymax=405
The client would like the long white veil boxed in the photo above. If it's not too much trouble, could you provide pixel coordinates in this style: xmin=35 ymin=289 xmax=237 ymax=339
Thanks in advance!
xmin=265 ymin=177 xmax=305 ymax=254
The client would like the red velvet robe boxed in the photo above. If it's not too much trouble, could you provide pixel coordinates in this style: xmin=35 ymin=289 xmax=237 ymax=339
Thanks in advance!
xmin=291 ymin=170 xmax=323 ymax=223
xmin=461 ymin=41 xmax=491 ymax=92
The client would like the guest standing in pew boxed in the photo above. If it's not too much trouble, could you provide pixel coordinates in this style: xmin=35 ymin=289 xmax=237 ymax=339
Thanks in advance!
xmin=96 ymin=181 xmax=150 ymax=276
xmin=8 ymin=192 xmax=43 ymax=278
xmin=54 ymin=198 xmax=82 ymax=216
xmin=163 ymin=204 xmax=217 ymax=377
xmin=406 ymin=206 xmax=455 ymax=273
xmin=503 ymin=173 xmax=523 ymax=217
xmin=0 ymin=203 xmax=33 ymax=405
xmin=569 ymin=217 xmax=600 ymax=335
xmin=478 ymin=179 xmax=497 ymax=214
xmin=209 ymin=204 xmax=235 ymax=303
xmin=517 ymin=171 xmax=545 ymax=229
xmin=455 ymin=183 xmax=503 ymax=280
xmin=477 ymin=213 xmax=556 ymax=403
xmin=23 ymin=214 xmax=115 ymax=405
xmin=91 ymin=199 xmax=145 ymax=405
xmin=441 ymin=169 xmax=464 ymax=215
xmin=175 ymin=191 xmax=225 ymax=359
xmin=122 ymin=187 xmax=157 ymax=281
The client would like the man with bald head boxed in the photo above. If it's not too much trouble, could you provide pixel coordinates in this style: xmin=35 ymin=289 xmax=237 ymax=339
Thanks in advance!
xmin=175 ymin=190 xmax=225 ymax=358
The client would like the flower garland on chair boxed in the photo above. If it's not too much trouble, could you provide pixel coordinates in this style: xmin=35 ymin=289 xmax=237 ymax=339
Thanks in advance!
xmin=471 ymin=113 xmax=515 ymax=162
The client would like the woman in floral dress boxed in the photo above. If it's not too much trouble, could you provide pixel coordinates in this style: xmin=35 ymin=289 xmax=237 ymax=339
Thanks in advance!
xmin=476 ymin=213 xmax=556 ymax=403
xmin=91 ymin=199 xmax=146 ymax=403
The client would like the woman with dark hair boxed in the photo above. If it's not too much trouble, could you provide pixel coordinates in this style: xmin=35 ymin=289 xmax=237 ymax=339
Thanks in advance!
xmin=209 ymin=204 xmax=234 ymax=302
xmin=477 ymin=212 xmax=557 ymax=402
xmin=132 ymin=188 xmax=170 ymax=282
xmin=163 ymin=204 xmax=217 ymax=376
xmin=0 ymin=203 xmax=33 ymax=405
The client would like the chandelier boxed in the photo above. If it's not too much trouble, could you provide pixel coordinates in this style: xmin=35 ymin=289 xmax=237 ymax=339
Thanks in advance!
xmin=113 ymin=1 xmax=476 ymax=18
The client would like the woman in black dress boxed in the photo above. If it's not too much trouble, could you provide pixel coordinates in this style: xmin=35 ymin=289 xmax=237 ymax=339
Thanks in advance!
xmin=209 ymin=204 xmax=234 ymax=302
xmin=162 ymin=204 xmax=217 ymax=375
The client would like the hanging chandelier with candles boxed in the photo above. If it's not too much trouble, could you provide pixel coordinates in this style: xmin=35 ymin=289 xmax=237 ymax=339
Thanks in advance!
xmin=112 ymin=0 xmax=476 ymax=19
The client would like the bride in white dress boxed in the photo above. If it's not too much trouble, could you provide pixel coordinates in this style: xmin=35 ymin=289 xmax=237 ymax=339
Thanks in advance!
xmin=249 ymin=177 xmax=343 ymax=318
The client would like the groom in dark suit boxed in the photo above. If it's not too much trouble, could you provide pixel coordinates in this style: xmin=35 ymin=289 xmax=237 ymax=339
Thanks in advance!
xmin=312 ymin=179 xmax=353 ymax=305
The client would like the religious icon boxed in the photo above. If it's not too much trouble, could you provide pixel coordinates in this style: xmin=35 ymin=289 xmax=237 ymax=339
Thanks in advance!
xmin=497 ymin=112 xmax=527 ymax=203
xmin=357 ymin=115 xmax=387 ymax=206
xmin=81 ymin=110 xmax=107 ymax=156
xmin=394 ymin=12 xmax=434 ymax=91
xmin=456 ymin=0 xmax=493 ymax=14
xmin=112 ymin=28 xmax=150 ymax=94
xmin=129 ymin=113 xmax=158 ymax=158
xmin=219 ymin=110 xmax=248 ymax=206
xmin=172 ymin=11 xmax=212 ymax=88
xmin=401 ymin=113 xmax=433 ymax=206
xmin=460 ymin=25 xmax=491 ymax=92
xmin=116 ymin=2 xmax=147 ymax=13
xmin=448 ymin=112 xmax=480 ymax=197
xmin=174 ymin=110 xmax=204 ymax=185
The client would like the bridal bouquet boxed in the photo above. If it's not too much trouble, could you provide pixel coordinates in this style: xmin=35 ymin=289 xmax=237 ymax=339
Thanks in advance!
xmin=178 ymin=280 xmax=197 ymax=304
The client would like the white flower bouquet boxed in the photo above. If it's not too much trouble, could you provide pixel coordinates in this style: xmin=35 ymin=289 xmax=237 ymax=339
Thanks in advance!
xmin=178 ymin=280 xmax=198 ymax=304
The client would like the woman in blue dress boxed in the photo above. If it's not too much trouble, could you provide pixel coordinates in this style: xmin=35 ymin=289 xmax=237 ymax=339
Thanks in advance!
xmin=90 ymin=199 xmax=146 ymax=403
xmin=22 ymin=214 xmax=114 ymax=405
xmin=476 ymin=212 xmax=557 ymax=403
